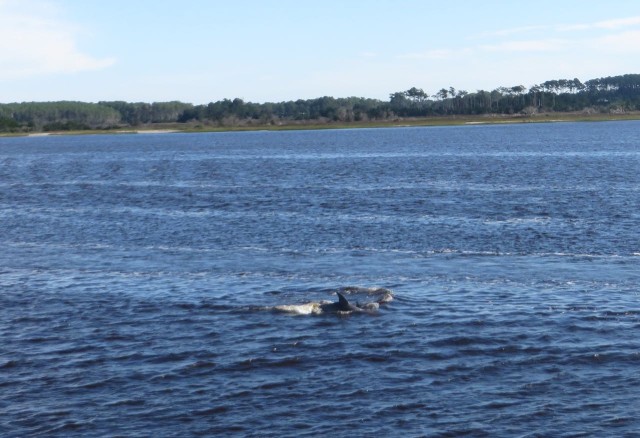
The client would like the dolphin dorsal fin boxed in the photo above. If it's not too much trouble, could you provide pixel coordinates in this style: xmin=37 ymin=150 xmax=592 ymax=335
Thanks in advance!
xmin=336 ymin=292 xmax=352 ymax=311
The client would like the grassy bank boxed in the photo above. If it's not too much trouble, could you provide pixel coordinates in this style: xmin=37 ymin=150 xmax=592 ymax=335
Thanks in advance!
xmin=150 ymin=111 xmax=640 ymax=134
xmin=154 ymin=111 xmax=640 ymax=134
xmin=3 ymin=111 xmax=640 ymax=137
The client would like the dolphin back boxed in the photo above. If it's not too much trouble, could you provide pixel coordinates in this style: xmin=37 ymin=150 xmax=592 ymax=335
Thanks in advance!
xmin=336 ymin=292 xmax=354 ymax=311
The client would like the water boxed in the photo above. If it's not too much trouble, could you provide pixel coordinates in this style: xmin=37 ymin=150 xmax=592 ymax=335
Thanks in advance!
xmin=1 ymin=122 xmax=640 ymax=436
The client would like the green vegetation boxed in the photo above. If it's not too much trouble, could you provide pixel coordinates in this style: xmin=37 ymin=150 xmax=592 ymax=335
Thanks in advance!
xmin=2 ymin=74 xmax=640 ymax=134
xmin=0 ymin=101 xmax=120 ymax=133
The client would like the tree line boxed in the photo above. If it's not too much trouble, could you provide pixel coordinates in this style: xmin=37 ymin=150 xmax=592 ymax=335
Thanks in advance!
xmin=1 ymin=74 xmax=640 ymax=132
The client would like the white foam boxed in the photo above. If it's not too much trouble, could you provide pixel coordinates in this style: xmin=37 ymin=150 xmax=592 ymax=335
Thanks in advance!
xmin=273 ymin=302 xmax=325 ymax=315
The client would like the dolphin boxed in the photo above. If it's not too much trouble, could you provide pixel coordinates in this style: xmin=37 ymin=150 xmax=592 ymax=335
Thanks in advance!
xmin=323 ymin=292 xmax=360 ymax=312
xmin=319 ymin=292 xmax=378 ymax=313
xmin=272 ymin=290 xmax=386 ymax=315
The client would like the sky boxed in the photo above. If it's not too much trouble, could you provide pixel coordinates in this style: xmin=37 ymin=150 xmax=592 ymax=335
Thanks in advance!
xmin=1 ymin=0 xmax=640 ymax=104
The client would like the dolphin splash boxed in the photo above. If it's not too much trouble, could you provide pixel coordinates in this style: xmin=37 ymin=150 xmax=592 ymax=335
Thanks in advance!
xmin=271 ymin=287 xmax=393 ymax=315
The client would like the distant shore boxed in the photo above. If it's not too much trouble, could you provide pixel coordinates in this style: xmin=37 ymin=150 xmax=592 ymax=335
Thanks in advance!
xmin=4 ymin=111 xmax=640 ymax=138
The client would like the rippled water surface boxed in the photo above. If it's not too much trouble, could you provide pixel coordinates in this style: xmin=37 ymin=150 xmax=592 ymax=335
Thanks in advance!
xmin=2 ymin=122 xmax=640 ymax=436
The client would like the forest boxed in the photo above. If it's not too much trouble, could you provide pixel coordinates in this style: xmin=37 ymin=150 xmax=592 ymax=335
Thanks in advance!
xmin=1 ymin=74 xmax=640 ymax=132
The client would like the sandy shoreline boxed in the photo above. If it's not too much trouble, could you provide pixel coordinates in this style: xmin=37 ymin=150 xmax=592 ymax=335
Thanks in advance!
xmin=25 ymin=129 xmax=178 ymax=137
xmin=115 ymin=129 xmax=179 ymax=134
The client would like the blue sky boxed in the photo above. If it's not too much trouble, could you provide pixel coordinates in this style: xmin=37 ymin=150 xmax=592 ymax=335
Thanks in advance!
xmin=1 ymin=0 xmax=640 ymax=103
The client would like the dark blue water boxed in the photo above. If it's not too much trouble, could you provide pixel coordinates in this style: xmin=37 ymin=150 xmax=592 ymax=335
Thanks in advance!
xmin=1 ymin=122 xmax=640 ymax=436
